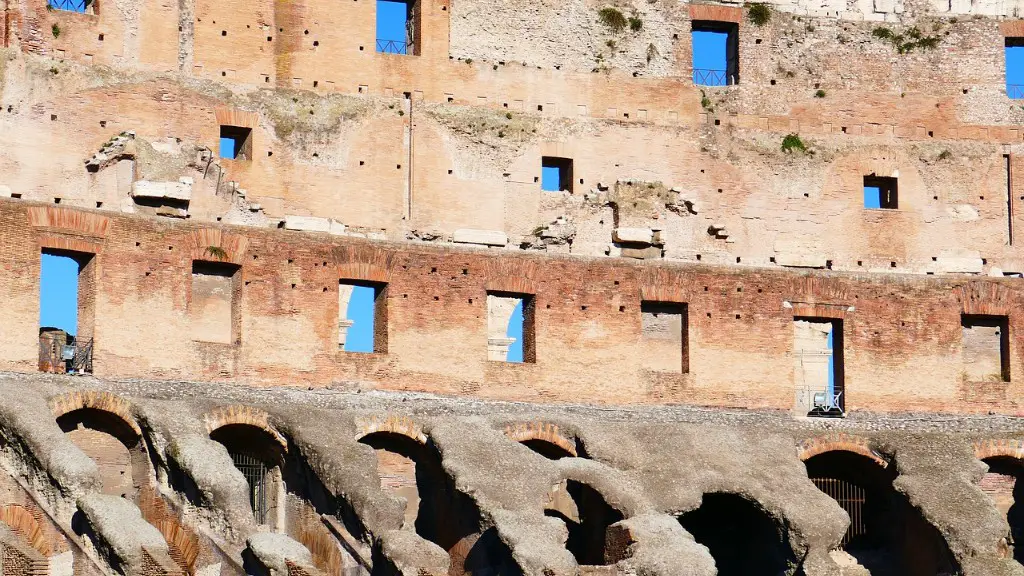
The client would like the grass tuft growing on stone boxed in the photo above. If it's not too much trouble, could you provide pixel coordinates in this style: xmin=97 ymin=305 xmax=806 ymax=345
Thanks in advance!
xmin=748 ymin=3 xmax=771 ymax=26
xmin=781 ymin=133 xmax=806 ymax=153
xmin=598 ymin=7 xmax=628 ymax=32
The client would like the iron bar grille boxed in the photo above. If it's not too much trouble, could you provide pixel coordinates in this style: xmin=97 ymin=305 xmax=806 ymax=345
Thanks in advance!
xmin=376 ymin=39 xmax=409 ymax=55
xmin=692 ymin=68 xmax=732 ymax=87
xmin=811 ymin=477 xmax=866 ymax=548
xmin=1009 ymin=85 xmax=1024 ymax=99
xmin=38 ymin=335 xmax=93 ymax=374
xmin=230 ymin=452 xmax=268 ymax=524
xmin=48 ymin=0 xmax=89 ymax=12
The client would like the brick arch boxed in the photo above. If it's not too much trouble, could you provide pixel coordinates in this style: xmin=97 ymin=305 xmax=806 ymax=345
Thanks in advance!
xmin=797 ymin=433 xmax=890 ymax=468
xmin=187 ymin=228 xmax=249 ymax=265
xmin=955 ymin=281 xmax=1016 ymax=316
xmin=204 ymin=405 xmax=287 ymax=452
xmin=0 ymin=505 xmax=53 ymax=556
xmin=333 ymin=246 xmax=396 ymax=283
xmin=48 ymin=391 xmax=142 ymax=439
xmin=485 ymin=258 xmax=538 ymax=294
xmin=974 ymin=438 xmax=1024 ymax=461
xmin=504 ymin=421 xmax=577 ymax=457
xmin=353 ymin=414 xmax=427 ymax=444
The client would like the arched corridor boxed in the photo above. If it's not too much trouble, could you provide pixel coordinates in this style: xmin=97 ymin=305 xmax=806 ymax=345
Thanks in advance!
xmin=543 ymin=480 xmax=624 ymax=566
xmin=57 ymin=407 xmax=148 ymax=500
xmin=805 ymin=451 xmax=960 ymax=575
xmin=677 ymin=492 xmax=798 ymax=576
xmin=210 ymin=423 xmax=285 ymax=528
xmin=980 ymin=456 xmax=1023 ymax=564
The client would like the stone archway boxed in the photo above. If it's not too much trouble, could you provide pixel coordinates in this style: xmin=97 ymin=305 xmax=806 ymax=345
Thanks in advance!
xmin=979 ymin=456 xmax=1023 ymax=564
xmin=805 ymin=450 xmax=960 ymax=575
xmin=678 ymin=492 xmax=798 ymax=576
xmin=543 ymin=480 xmax=624 ymax=567
xmin=56 ymin=407 xmax=148 ymax=501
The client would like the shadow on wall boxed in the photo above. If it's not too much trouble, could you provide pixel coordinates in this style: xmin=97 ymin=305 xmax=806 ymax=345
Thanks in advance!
xmin=677 ymin=492 xmax=801 ymax=576
xmin=805 ymin=451 xmax=961 ymax=576
xmin=359 ymin=432 xmax=521 ymax=575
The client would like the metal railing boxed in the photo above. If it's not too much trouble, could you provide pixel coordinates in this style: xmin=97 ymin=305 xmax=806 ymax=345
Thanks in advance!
xmin=38 ymin=335 xmax=93 ymax=374
xmin=376 ymin=39 xmax=409 ymax=55
xmin=1009 ymin=84 xmax=1024 ymax=99
xmin=692 ymin=68 xmax=733 ymax=87
xmin=230 ymin=452 xmax=269 ymax=524
xmin=811 ymin=477 xmax=867 ymax=547
xmin=48 ymin=0 xmax=90 ymax=13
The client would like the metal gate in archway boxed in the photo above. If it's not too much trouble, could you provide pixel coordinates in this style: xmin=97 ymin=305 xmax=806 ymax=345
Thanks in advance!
xmin=811 ymin=477 xmax=867 ymax=547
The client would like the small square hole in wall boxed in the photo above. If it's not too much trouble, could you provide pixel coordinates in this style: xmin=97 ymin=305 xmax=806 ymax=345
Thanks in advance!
xmin=641 ymin=301 xmax=689 ymax=374
xmin=487 ymin=291 xmax=535 ymax=363
xmin=541 ymin=156 xmax=573 ymax=192
xmin=863 ymin=174 xmax=898 ymax=209
xmin=961 ymin=314 xmax=1010 ymax=382
xmin=219 ymin=125 xmax=253 ymax=160
xmin=338 ymin=280 xmax=388 ymax=353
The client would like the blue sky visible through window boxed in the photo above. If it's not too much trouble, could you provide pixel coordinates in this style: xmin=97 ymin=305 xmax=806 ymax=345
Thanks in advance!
xmin=49 ymin=0 xmax=87 ymax=13
xmin=344 ymin=285 xmax=377 ymax=353
xmin=541 ymin=165 xmax=561 ymax=192
xmin=1007 ymin=45 xmax=1024 ymax=96
xmin=826 ymin=328 xmax=835 ymax=397
xmin=377 ymin=0 xmax=409 ymax=54
xmin=40 ymin=254 xmax=79 ymax=336
xmin=219 ymin=136 xmax=237 ymax=160
xmin=863 ymin=185 xmax=882 ymax=209
xmin=506 ymin=300 xmax=524 ymax=363
xmin=692 ymin=30 xmax=728 ymax=86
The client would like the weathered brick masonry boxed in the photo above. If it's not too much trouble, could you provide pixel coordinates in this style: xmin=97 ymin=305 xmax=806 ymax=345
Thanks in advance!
xmin=0 ymin=201 xmax=1022 ymax=415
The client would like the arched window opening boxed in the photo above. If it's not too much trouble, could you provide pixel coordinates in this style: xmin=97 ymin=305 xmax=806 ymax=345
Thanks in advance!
xmin=210 ymin=424 xmax=283 ymax=527
xmin=677 ymin=492 xmax=798 ymax=576
xmin=980 ymin=456 xmax=1023 ymax=564
xmin=521 ymin=439 xmax=574 ymax=460
xmin=57 ymin=408 xmax=147 ymax=501
xmin=544 ymin=480 xmax=624 ymax=566
xmin=805 ymin=451 xmax=960 ymax=575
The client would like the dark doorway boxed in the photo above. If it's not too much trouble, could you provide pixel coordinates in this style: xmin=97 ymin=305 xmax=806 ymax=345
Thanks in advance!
xmin=678 ymin=492 xmax=798 ymax=576
xmin=544 ymin=480 xmax=624 ymax=566
xmin=805 ymin=451 xmax=960 ymax=575
xmin=981 ymin=457 xmax=1023 ymax=565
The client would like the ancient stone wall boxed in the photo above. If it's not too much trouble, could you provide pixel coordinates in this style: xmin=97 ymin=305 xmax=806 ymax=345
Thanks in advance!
xmin=1 ymin=202 xmax=1023 ymax=415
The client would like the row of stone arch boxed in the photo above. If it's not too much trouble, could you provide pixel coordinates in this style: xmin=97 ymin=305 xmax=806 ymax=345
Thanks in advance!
xmin=40 ymin=393 xmax=1024 ymax=576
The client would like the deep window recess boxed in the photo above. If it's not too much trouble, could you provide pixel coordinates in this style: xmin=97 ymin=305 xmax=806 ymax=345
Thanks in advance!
xmin=190 ymin=261 xmax=241 ymax=344
xmin=39 ymin=250 xmax=95 ymax=374
xmin=640 ymin=301 xmax=689 ymax=373
xmin=691 ymin=21 xmax=739 ymax=86
xmin=339 ymin=280 xmax=388 ymax=353
xmin=863 ymin=175 xmax=898 ymax=209
xmin=376 ymin=0 xmax=421 ymax=55
xmin=541 ymin=157 xmax=573 ymax=192
xmin=1006 ymin=37 xmax=1024 ymax=99
xmin=961 ymin=314 xmax=1010 ymax=382
xmin=219 ymin=125 xmax=253 ymax=161
xmin=487 ymin=292 xmax=536 ymax=363
xmin=793 ymin=317 xmax=844 ymax=416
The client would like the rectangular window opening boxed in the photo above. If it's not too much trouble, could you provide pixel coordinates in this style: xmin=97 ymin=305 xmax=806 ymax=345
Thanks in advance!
xmin=339 ymin=280 xmax=388 ymax=354
xmin=487 ymin=292 xmax=535 ymax=363
xmin=794 ymin=317 xmax=844 ymax=416
xmin=39 ymin=249 xmax=96 ymax=374
xmin=691 ymin=21 xmax=738 ymax=86
xmin=541 ymin=156 xmax=573 ymax=193
xmin=376 ymin=0 xmax=420 ymax=55
xmin=640 ymin=301 xmax=689 ymax=374
xmin=48 ymin=0 xmax=94 ymax=14
xmin=190 ymin=261 xmax=241 ymax=345
xmin=1006 ymin=37 xmax=1024 ymax=99
xmin=961 ymin=314 xmax=1010 ymax=382
xmin=863 ymin=175 xmax=898 ymax=209
xmin=219 ymin=125 xmax=253 ymax=161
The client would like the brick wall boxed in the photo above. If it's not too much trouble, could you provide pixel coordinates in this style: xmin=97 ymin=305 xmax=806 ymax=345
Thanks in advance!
xmin=1 ymin=202 xmax=1022 ymax=415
